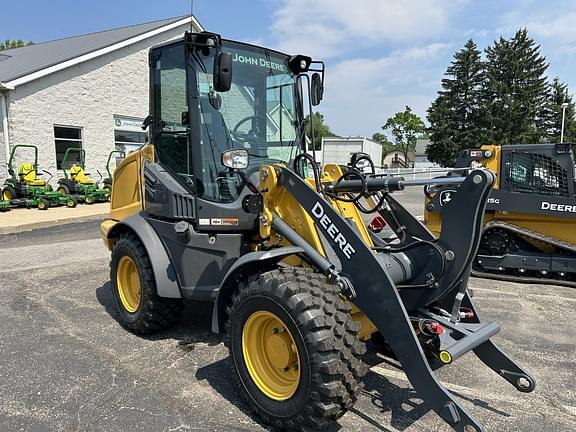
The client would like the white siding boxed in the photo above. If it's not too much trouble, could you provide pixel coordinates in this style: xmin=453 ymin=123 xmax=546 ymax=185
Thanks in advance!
xmin=320 ymin=138 xmax=382 ymax=167
xmin=322 ymin=140 xmax=362 ymax=166
xmin=362 ymin=139 xmax=382 ymax=166
xmin=4 ymin=23 xmax=193 ymax=178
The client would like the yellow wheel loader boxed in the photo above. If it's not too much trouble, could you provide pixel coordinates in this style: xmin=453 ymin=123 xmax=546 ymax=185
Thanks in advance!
xmin=425 ymin=143 xmax=576 ymax=286
xmin=101 ymin=31 xmax=534 ymax=431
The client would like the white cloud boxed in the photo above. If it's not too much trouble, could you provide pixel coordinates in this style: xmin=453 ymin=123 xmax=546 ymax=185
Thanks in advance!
xmin=497 ymin=1 xmax=576 ymax=45
xmin=268 ymin=0 xmax=450 ymax=58
xmin=524 ymin=12 xmax=576 ymax=41
xmin=319 ymin=43 xmax=450 ymax=136
xmin=496 ymin=2 xmax=576 ymax=93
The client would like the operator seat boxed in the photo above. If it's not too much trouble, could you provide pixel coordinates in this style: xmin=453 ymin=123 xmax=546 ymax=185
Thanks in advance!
xmin=69 ymin=165 xmax=95 ymax=185
xmin=18 ymin=162 xmax=46 ymax=186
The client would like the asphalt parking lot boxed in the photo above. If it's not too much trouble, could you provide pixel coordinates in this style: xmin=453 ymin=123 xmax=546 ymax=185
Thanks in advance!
xmin=1 ymin=187 xmax=575 ymax=432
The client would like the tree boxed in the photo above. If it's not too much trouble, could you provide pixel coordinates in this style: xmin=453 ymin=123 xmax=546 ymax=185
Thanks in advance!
xmin=0 ymin=39 xmax=33 ymax=51
xmin=484 ymin=29 xmax=549 ymax=144
xmin=306 ymin=112 xmax=335 ymax=150
xmin=427 ymin=39 xmax=488 ymax=166
xmin=381 ymin=106 xmax=425 ymax=167
xmin=541 ymin=77 xmax=576 ymax=144
xmin=371 ymin=132 xmax=395 ymax=163
xmin=426 ymin=95 xmax=460 ymax=166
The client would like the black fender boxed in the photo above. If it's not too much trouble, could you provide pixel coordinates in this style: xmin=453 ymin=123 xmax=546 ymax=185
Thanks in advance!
xmin=211 ymin=246 xmax=305 ymax=334
xmin=107 ymin=213 xmax=181 ymax=299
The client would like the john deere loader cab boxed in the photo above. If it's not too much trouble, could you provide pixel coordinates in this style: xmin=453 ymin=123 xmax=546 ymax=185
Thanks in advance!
xmin=426 ymin=143 xmax=576 ymax=285
xmin=101 ymin=31 xmax=535 ymax=432
xmin=1 ymin=144 xmax=76 ymax=210
xmin=57 ymin=148 xmax=109 ymax=203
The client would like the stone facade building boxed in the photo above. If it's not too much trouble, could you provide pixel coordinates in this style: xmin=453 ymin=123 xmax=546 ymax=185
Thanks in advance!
xmin=0 ymin=16 xmax=202 ymax=179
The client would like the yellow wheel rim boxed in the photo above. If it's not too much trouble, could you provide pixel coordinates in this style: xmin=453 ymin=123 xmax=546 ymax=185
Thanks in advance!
xmin=242 ymin=311 xmax=301 ymax=401
xmin=116 ymin=255 xmax=142 ymax=313
xmin=38 ymin=201 xmax=45 ymax=209
xmin=3 ymin=190 xmax=12 ymax=200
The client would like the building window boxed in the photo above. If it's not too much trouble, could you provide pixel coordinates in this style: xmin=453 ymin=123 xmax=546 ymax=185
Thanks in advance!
xmin=54 ymin=126 xmax=83 ymax=169
xmin=114 ymin=130 xmax=147 ymax=149
xmin=114 ymin=116 xmax=146 ymax=155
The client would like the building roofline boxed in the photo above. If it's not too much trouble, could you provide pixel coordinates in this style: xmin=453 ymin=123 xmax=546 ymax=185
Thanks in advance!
xmin=321 ymin=136 xmax=379 ymax=143
xmin=0 ymin=15 xmax=203 ymax=89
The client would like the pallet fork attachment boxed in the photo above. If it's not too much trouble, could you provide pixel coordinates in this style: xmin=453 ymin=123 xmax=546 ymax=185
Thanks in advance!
xmin=260 ymin=166 xmax=535 ymax=432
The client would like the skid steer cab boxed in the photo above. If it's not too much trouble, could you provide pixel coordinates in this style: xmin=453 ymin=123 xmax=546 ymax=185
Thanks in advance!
xmin=101 ymin=31 xmax=535 ymax=432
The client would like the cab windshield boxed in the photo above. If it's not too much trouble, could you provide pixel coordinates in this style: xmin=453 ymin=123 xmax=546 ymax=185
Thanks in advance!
xmin=193 ymin=41 xmax=302 ymax=201
xmin=152 ymin=40 xmax=304 ymax=203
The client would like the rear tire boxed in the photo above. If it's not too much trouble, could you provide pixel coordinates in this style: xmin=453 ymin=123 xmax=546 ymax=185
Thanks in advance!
xmin=225 ymin=268 xmax=367 ymax=431
xmin=57 ymin=184 xmax=70 ymax=195
xmin=110 ymin=233 xmax=183 ymax=334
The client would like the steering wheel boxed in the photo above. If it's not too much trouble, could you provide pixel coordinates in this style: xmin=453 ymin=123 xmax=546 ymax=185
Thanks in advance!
xmin=231 ymin=115 xmax=267 ymax=143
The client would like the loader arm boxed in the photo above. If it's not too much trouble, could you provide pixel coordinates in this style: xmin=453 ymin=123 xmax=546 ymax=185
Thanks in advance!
xmin=259 ymin=164 xmax=535 ymax=432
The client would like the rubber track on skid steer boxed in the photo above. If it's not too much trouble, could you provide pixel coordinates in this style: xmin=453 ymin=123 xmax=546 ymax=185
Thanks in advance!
xmin=474 ymin=220 xmax=576 ymax=288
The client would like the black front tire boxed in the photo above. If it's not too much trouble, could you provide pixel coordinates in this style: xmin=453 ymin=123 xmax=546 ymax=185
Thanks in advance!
xmin=225 ymin=268 xmax=367 ymax=431
xmin=110 ymin=233 xmax=183 ymax=334
xmin=66 ymin=196 xmax=78 ymax=208
xmin=38 ymin=198 xmax=50 ymax=210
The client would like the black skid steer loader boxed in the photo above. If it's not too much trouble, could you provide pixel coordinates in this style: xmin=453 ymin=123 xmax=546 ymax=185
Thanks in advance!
xmin=100 ymin=31 xmax=535 ymax=431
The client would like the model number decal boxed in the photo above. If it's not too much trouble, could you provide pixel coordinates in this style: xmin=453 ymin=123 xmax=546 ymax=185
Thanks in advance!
xmin=311 ymin=202 xmax=356 ymax=259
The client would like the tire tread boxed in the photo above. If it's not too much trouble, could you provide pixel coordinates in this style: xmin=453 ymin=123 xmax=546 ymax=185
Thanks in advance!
xmin=224 ymin=267 xmax=368 ymax=431
xmin=111 ymin=233 xmax=183 ymax=334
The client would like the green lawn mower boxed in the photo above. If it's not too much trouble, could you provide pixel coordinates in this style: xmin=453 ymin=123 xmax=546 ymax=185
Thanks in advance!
xmin=56 ymin=148 xmax=110 ymax=204
xmin=1 ymin=145 xmax=77 ymax=210
xmin=101 ymin=150 xmax=125 ymax=191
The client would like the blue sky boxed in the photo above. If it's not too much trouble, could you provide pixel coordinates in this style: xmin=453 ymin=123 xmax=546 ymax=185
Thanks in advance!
xmin=2 ymin=0 xmax=576 ymax=137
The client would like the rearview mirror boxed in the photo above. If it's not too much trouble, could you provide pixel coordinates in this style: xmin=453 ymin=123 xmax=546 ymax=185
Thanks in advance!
xmin=311 ymin=73 xmax=324 ymax=106
xmin=222 ymin=149 xmax=249 ymax=170
xmin=214 ymin=52 xmax=232 ymax=92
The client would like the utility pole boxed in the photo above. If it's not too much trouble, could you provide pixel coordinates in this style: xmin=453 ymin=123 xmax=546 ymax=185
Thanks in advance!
xmin=561 ymin=102 xmax=569 ymax=143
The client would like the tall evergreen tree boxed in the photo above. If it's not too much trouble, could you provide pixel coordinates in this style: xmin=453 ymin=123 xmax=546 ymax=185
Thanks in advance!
xmin=426 ymin=39 xmax=487 ymax=166
xmin=426 ymin=95 xmax=460 ymax=166
xmin=484 ymin=29 xmax=549 ymax=144
xmin=541 ymin=77 xmax=576 ymax=143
